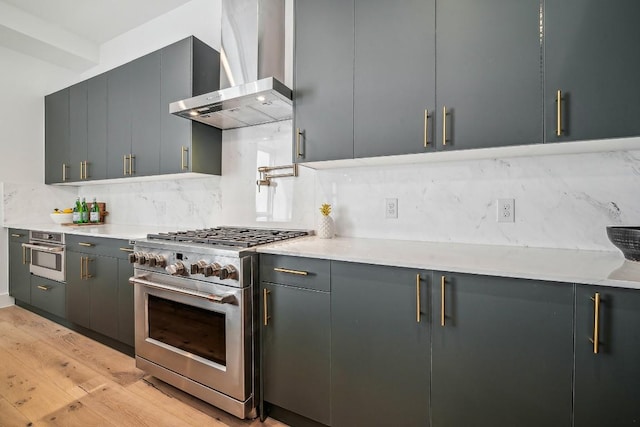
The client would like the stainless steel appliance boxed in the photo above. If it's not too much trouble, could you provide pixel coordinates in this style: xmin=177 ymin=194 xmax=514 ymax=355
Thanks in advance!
xmin=129 ymin=227 xmax=309 ymax=419
xmin=22 ymin=231 xmax=65 ymax=282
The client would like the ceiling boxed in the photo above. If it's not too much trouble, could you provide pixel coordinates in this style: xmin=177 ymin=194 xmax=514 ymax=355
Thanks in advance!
xmin=0 ymin=0 xmax=194 ymax=70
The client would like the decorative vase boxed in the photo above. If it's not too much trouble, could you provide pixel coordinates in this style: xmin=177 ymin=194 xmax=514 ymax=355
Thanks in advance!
xmin=317 ymin=215 xmax=335 ymax=239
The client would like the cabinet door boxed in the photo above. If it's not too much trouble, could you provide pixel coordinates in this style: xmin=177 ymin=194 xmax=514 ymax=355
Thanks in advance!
xmin=89 ymin=255 xmax=119 ymax=340
xmin=354 ymin=0 xmax=435 ymax=158
xmin=432 ymin=272 xmax=573 ymax=427
xmin=574 ymin=285 xmax=640 ymax=426
xmin=436 ymin=0 xmax=542 ymax=150
xmin=293 ymin=0 xmax=354 ymax=162
xmin=261 ymin=282 xmax=330 ymax=425
xmin=44 ymin=88 xmax=70 ymax=184
xmin=69 ymin=81 xmax=88 ymax=181
xmin=107 ymin=63 xmax=132 ymax=178
xmin=9 ymin=239 xmax=31 ymax=303
xmin=117 ymin=259 xmax=135 ymax=347
xmin=87 ymin=74 xmax=108 ymax=180
xmin=130 ymin=51 xmax=161 ymax=177
xmin=331 ymin=262 xmax=429 ymax=427
xmin=31 ymin=277 xmax=66 ymax=319
xmin=66 ymin=251 xmax=91 ymax=328
xmin=545 ymin=0 xmax=640 ymax=142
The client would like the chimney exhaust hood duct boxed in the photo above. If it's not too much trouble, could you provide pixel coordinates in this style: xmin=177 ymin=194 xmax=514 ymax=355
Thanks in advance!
xmin=170 ymin=0 xmax=291 ymax=130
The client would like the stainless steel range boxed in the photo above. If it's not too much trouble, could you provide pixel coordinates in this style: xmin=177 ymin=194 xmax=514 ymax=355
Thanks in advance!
xmin=128 ymin=227 xmax=308 ymax=419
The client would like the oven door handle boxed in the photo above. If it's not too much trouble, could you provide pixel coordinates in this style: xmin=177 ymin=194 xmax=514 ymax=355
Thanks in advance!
xmin=129 ymin=276 xmax=236 ymax=305
xmin=21 ymin=243 xmax=64 ymax=253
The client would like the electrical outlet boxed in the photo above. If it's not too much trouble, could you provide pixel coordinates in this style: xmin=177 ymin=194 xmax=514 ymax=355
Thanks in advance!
xmin=385 ymin=198 xmax=398 ymax=219
xmin=497 ymin=198 xmax=515 ymax=223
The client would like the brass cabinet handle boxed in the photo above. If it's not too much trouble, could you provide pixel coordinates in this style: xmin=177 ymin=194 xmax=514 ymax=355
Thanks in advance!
xmin=78 ymin=242 xmax=94 ymax=247
xmin=11 ymin=233 xmax=22 ymax=238
xmin=589 ymin=293 xmax=601 ymax=354
xmin=556 ymin=89 xmax=564 ymax=136
xmin=273 ymin=267 xmax=308 ymax=276
xmin=119 ymin=247 xmax=134 ymax=253
xmin=80 ymin=256 xmax=84 ymax=280
xmin=37 ymin=285 xmax=51 ymax=291
xmin=129 ymin=154 xmax=135 ymax=175
xmin=263 ymin=288 xmax=271 ymax=326
xmin=416 ymin=274 xmax=421 ymax=323
xmin=80 ymin=160 xmax=89 ymax=180
xmin=295 ymin=128 xmax=304 ymax=159
xmin=62 ymin=163 xmax=68 ymax=182
xmin=424 ymin=110 xmax=430 ymax=147
xmin=123 ymin=155 xmax=128 ymax=176
xmin=22 ymin=246 xmax=27 ymax=264
xmin=440 ymin=275 xmax=446 ymax=326
xmin=181 ymin=146 xmax=189 ymax=170
xmin=80 ymin=162 xmax=84 ymax=180
xmin=442 ymin=106 xmax=449 ymax=146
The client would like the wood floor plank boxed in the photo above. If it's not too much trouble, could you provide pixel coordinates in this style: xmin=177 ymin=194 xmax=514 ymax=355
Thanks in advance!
xmin=33 ymin=400 xmax=118 ymax=427
xmin=0 ymin=395 xmax=32 ymax=426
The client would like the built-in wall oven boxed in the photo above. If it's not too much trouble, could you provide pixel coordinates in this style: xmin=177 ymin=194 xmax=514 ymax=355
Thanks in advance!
xmin=22 ymin=231 xmax=65 ymax=282
xmin=129 ymin=227 xmax=309 ymax=419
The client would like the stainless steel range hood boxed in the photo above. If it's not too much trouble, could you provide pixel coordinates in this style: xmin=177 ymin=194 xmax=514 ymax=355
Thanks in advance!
xmin=170 ymin=0 xmax=291 ymax=130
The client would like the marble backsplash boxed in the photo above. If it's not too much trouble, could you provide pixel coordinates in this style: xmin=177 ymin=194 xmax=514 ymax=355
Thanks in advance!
xmin=3 ymin=121 xmax=639 ymax=251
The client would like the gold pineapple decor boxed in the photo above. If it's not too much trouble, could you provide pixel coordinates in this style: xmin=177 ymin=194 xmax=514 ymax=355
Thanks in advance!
xmin=317 ymin=203 xmax=334 ymax=239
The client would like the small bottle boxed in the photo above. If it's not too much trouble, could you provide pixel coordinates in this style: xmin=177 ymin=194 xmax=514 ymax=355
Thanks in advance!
xmin=90 ymin=197 xmax=100 ymax=223
xmin=72 ymin=197 xmax=81 ymax=224
xmin=80 ymin=197 xmax=89 ymax=223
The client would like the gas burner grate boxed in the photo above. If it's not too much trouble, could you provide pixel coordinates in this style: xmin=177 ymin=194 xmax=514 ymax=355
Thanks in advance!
xmin=147 ymin=227 xmax=309 ymax=248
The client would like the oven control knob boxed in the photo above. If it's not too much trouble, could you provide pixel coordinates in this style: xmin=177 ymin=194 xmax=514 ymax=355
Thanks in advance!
xmin=154 ymin=255 xmax=167 ymax=268
xmin=190 ymin=260 xmax=208 ymax=275
xmin=138 ymin=253 xmax=150 ymax=265
xmin=219 ymin=265 xmax=238 ymax=280
xmin=166 ymin=261 xmax=185 ymax=276
xmin=148 ymin=255 xmax=157 ymax=267
xmin=128 ymin=253 xmax=137 ymax=264
xmin=203 ymin=263 xmax=221 ymax=277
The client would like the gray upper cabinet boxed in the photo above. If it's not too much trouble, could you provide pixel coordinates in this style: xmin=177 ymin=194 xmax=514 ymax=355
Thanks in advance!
xmin=574 ymin=285 xmax=640 ymax=426
xmin=160 ymin=37 xmax=222 ymax=175
xmin=107 ymin=61 xmax=133 ymax=179
xmin=87 ymin=74 xmax=108 ymax=180
xmin=431 ymin=272 xmax=573 ymax=427
xmin=354 ymin=0 xmax=436 ymax=158
xmin=545 ymin=0 xmax=640 ymax=143
xmin=331 ymin=262 xmax=430 ymax=427
xmin=44 ymin=88 xmax=70 ymax=184
xmin=69 ymin=81 xmax=88 ymax=181
xmin=293 ymin=0 xmax=354 ymax=163
xmin=436 ymin=0 xmax=543 ymax=150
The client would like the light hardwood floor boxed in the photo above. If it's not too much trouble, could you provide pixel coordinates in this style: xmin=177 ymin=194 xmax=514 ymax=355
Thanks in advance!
xmin=0 ymin=305 xmax=287 ymax=427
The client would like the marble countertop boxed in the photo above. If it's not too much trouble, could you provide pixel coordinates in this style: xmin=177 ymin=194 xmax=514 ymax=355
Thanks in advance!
xmin=257 ymin=236 xmax=640 ymax=289
xmin=3 ymin=223 xmax=174 ymax=241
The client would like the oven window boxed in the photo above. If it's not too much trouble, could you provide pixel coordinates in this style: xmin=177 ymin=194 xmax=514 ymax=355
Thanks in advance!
xmin=147 ymin=295 xmax=226 ymax=366
xmin=32 ymin=251 xmax=60 ymax=270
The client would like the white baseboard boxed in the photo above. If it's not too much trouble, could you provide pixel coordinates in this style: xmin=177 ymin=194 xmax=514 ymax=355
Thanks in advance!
xmin=0 ymin=293 xmax=15 ymax=308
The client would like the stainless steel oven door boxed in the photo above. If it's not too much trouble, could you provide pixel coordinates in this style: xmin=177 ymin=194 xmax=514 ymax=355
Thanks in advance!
xmin=131 ymin=273 xmax=251 ymax=402
xmin=22 ymin=242 xmax=65 ymax=282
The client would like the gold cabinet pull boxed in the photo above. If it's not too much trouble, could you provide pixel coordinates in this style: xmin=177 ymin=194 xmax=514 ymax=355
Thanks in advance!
xmin=440 ymin=275 xmax=446 ymax=326
xmin=416 ymin=274 xmax=421 ymax=323
xmin=295 ymin=128 xmax=304 ymax=159
xmin=22 ymin=246 xmax=27 ymax=264
xmin=80 ymin=256 xmax=84 ymax=279
xmin=78 ymin=242 xmax=94 ymax=247
xmin=11 ymin=233 xmax=22 ymax=238
xmin=119 ymin=247 xmax=134 ymax=253
xmin=37 ymin=285 xmax=51 ymax=291
xmin=273 ymin=267 xmax=308 ymax=276
xmin=589 ymin=292 xmax=601 ymax=354
xmin=555 ymin=89 xmax=564 ymax=136
xmin=62 ymin=163 xmax=68 ymax=182
xmin=129 ymin=154 xmax=135 ymax=175
xmin=423 ymin=110 xmax=430 ymax=147
xmin=263 ymin=288 xmax=271 ymax=326
xmin=181 ymin=146 xmax=189 ymax=170
xmin=123 ymin=155 xmax=128 ymax=176
xmin=442 ymin=106 xmax=449 ymax=146
xmin=81 ymin=160 xmax=89 ymax=179
xmin=80 ymin=162 xmax=84 ymax=180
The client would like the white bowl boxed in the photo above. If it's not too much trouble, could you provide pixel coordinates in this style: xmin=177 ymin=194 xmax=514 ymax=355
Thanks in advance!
xmin=50 ymin=212 xmax=73 ymax=224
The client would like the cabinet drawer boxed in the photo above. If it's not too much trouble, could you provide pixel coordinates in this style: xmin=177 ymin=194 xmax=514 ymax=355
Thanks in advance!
xmin=31 ymin=277 xmax=66 ymax=318
xmin=66 ymin=235 xmax=133 ymax=259
xmin=8 ymin=229 xmax=29 ymax=243
xmin=260 ymin=255 xmax=330 ymax=291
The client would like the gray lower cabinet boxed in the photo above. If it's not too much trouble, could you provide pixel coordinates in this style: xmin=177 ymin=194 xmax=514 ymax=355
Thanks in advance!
xmin=160 ymin=37 xmax=222 ymax=175
xmin=293 ymin=0 xmax=354 ymax=163
xmin=435 ymin=0 xmax=542 ymax=150
xmin=31 ymin=277 xmax=66 ymax=319
xmin=331 ymin=262 xmax=430 ymax=427
xmin=8 ymin=229 xmax=31 ymax=303
xmin=574 ymin=285 xmax=640 ymax=426
xmin=431 ymin=272 xmax=573 ymax=427
xmin=545 ymin=0 xmax=640 ymax=142
xmin=66 ymin=235 xmax=134 ymax=345
xmin=260 ymin=255 xmax=331 ymax=426
xmin=353 ymin=0 xmax=436 ymax=158
xmin=44 ymin=87 xmax=70 ymax=184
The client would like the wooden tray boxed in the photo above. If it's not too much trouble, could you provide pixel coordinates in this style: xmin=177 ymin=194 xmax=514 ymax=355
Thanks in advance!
xmin=61 ymin=222 xmax=105 ymax=227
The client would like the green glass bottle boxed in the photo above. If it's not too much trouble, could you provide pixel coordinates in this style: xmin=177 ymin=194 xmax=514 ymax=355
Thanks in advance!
xmin=80 ymin=197 xmax=89 ymax=223
xmin=72 ymin=197 xmax=81 ymax=224
xmin=90 ymin=197 xmax=100 ymax=223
